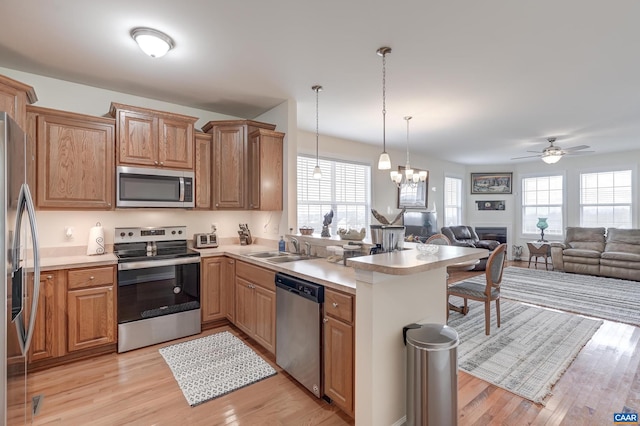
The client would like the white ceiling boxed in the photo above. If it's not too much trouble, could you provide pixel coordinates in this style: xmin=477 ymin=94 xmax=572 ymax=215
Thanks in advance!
xmin=2 ymin=0 xmax=639 ymax=165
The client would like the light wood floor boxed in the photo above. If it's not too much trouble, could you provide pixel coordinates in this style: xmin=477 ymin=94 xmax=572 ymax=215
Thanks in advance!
xmin=28 ymin=262 xmax=639 ymax=425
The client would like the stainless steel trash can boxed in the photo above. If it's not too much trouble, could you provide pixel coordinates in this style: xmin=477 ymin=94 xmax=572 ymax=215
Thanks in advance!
xmin=404 ymin=323 xmax=459 ymax=426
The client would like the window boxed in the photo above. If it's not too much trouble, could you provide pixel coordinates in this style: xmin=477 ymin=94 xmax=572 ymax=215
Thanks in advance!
xmin=580 ymin=170 xmax=633 ymax=228
xmin=297 ymin=155 xmax=371 ymax=234
xmin=521 ymin=175 xmax=563 ymax=236
xmin=444 ymin=176 xmax=462 ymax=227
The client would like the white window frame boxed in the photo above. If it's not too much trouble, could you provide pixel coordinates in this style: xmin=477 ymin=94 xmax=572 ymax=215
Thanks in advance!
xmin=579 ymin=168 xmax=635 ymax=229
xmin=297 ymin=154 xmax=371 ymax=235
xmin=444 ymin=175 xmax=463 ymax=227
xmin=520 ymin=173 xmax=565 ymax=239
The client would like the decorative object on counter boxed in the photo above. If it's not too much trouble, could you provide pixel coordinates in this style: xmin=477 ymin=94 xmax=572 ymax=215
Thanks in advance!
xmin=371 ymin=208 xmax=405 ymax=225
xmin=278 ymin=236 xmax=286 ymax=251
xmin=86 ymin=222 xmax=105 ymax=255
xmin=416 ymin=242 xmax=440 ymax=255
xmin=513 ymin=244 xmax=523 ymax=261
xmin=321 ymin=210 xmax=333 ymax=237
xmin=238 ymin=223 xmax=252 ymax=245
xmin=299 ymin=226 xmax=314 ymax=235
xmin=536 ymin=218 xmax=549 ymax=242
xmin=337 ymin=227 xmax=366 ymax=241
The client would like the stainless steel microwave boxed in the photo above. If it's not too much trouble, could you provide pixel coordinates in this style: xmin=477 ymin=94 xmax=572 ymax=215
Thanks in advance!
xmin=116 ymin=166 xmax=194 ymax=208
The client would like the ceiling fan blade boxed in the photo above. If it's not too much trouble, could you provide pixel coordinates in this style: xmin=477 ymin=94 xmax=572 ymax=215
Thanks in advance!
xmin=565 ymin=150 xmax=595 ymax=155
xmin=511 ymin=154 xmax=542 ymax=160
xmin=562 ymin=144 xmax=590 ymax=152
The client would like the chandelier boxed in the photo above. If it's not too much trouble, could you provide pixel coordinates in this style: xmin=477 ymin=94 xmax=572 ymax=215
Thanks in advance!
xmin=390 ymin=116 xmax=427 ymax=188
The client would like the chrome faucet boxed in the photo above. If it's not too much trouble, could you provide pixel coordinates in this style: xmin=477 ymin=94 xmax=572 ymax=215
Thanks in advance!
xmin=290 ymin=237 xmax=299 ymax=254
xmin=304 ymin=242 xmax=312 ymax=256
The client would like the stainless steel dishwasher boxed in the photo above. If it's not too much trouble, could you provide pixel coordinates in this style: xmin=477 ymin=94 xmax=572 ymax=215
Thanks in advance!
xmin=275 ymin=272 xmax=324 ymax=398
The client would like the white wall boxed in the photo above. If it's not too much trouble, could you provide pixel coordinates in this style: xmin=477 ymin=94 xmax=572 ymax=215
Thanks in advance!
xmin=0 ymin=67 xmax=291 ymax=248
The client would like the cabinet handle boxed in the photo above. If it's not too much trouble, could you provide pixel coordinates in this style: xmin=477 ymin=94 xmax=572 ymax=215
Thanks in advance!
xmin=332 ymin=302 xmax=339 ymax=308
xmin=154 ymin=161 xmax=159 ymax=165
xmin=46 ymin=275 xmax=53 ymax=280
xmin=323 ymin=318 xmax=329 ymax=323
xmin=160 ymin=162 xmax=164 ymax=166
xmin=215 ymin=203 xmax=219 ymax=207
xmin=89 ymin=276 xmax=95 ymax=280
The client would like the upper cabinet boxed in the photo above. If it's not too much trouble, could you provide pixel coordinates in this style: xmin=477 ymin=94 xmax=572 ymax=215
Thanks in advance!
xmin=28 ymin=106 xmax=115 ymax=210
xmin=202 ymin=120 xmax=283 ymax=210
xmin=110 ymin=103 xmax=197 ymax=170
xmin=194 ymin=132 xmax=213 ymax=209
xmin=0 ymin=74 xmax=37 ymax=130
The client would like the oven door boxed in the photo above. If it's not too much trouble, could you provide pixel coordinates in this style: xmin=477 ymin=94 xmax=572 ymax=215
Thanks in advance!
xmin=117 ymin=257 xmax=200 ymax=324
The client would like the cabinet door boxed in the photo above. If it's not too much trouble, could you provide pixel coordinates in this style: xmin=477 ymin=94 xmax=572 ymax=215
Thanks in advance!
xmin=158 ymin=116 xmax=194 ymax=170
xmin=324 ymin=316 xmax=354 ymax=416
xmin=224 ymin=258 xmax=236 ymax=321
xmin=194 ymin=132 xmax=212 ymax=209
xmin=212 ymin=125 xmax=245 ymax=208
xmin=36 ymin=113 xmax=114 ymax=209
xmin=234 ymin=277 xmax=255 ymax=336
xmin=201 ymin=257 xmax=225 ymax=322
xmin=67 ymin=286 xmax=115 ymax=352
xmin=253 ymin=286 xmax=276 ymax=355
xmin=29 ymin=272 xmax=64 ymax=362
xmin=0 ymin=74 xmax=35 ymax=129
xmin=248 ymin=129 xmax=283 ymax=211
xmin=117 ymin=109 xmax=158 ymax=166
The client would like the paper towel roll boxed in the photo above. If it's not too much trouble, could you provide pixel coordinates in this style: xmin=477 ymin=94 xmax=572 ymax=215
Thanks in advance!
xmin=87 ymin=222 xmax=105 ymax=255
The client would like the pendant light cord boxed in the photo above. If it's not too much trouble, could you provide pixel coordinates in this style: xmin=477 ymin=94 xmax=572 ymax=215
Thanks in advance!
xmin=382 ymin=51 xmax=387 ymax=153
xmin=315 ymin=87 xmax=319 ymax=166
xmin=405 ymin=116 xmax=411 ymax=166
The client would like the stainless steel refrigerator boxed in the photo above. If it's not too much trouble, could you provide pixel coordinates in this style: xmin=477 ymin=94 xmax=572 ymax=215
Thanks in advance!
xmin=1 ymin=112 xmax=41 ymax=425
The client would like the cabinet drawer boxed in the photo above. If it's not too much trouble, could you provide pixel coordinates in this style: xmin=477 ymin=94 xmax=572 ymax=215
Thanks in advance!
xmin=235 ymin=261 xmax=275 ymax=291
xmin=67 ymin=266 xmax=114 ymax=290
xmin=325 ymin=289 xmax=354 ymax=324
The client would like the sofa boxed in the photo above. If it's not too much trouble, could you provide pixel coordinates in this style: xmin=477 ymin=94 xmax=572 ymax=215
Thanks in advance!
xmin=441 ymin=226 xmax=501 ymax=270
xmin=550 ymin=227 xmax=640 ymax=281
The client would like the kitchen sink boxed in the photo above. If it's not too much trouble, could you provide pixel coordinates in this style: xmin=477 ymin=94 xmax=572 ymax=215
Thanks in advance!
xmin=246 ymin=251 xmax=288 ymax=258
xmin=265 ymin=255 xmax=312 ymax=263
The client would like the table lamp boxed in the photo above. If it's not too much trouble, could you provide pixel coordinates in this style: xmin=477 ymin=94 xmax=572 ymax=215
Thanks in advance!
xmin=536 ymin=218 xmax=549 ymax=242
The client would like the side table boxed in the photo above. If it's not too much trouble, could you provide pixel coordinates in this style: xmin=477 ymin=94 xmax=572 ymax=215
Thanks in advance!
xmin=527 ymin=242 xmax=552 ymax=270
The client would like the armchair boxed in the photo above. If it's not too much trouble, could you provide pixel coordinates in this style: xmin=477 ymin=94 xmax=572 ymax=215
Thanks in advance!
xmin=441 ymin=226 xmax=501 ymax=270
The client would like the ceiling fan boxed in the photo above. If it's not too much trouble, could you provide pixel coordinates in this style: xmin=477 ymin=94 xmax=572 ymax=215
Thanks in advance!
xmin=511 ymin=137 xmax=594 ymax=164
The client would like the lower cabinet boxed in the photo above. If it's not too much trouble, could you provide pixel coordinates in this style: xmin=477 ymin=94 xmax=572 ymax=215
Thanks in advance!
xmin=224 ymin=258 xmax=236 ymax=321
xmin=324 ymin=288 xmax=355 ymax=417
xmin=201 ymin=257 xmax=225 ymax=322
xmin=66 ymin=266 xmax=116 ymax=352
xmin=234 ymin=261 xmax=276 ymax=354
xmin=29 ymin=271 xmax=64 ymax=362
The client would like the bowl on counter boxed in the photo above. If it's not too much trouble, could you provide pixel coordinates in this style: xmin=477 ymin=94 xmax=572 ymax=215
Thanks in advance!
xmin=416 ymin=242 xmax=440 ymax=255
xmin=299 ymin=227 xmax=314 ymax=235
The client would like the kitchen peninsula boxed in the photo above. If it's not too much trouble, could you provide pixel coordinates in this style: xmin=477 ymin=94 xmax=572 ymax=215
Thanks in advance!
xmin=347 ymin=245 xmax=487 ymax=426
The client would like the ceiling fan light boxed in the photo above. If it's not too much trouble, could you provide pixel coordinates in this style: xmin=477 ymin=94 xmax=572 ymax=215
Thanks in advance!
xmin=542 ymin=153 xmax=562 ymax=164
xmin=131 ymin=27 xmax=174 ymax=58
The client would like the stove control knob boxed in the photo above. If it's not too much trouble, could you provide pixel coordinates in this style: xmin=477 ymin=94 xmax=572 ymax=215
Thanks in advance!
xmin=173 ymin=286 xmax=181 ymax=294
xmin=172 ymin=230 xmax=176 ymax=235
xmin=120 ymin=232 xmax=125 ymax=237
xmin=128 ymin=232 xmax=133 ymax=237
xmin=178 ymin=230 xmax=183 ymax=235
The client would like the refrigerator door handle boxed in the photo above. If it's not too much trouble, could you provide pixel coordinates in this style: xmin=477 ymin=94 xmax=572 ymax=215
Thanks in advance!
xmin=12 ymin=184 xmax=41 ymax=355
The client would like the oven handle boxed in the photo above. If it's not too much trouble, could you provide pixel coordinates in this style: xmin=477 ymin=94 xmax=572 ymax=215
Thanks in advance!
xmin=118 ymin=256 xmax=200 ymax=271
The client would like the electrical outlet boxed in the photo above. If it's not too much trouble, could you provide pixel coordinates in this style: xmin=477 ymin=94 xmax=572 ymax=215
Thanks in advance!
xmin=64 ymin=226 xmax=74 ymax=240
xmin=211 ymin=223 xmax=218 ymax=233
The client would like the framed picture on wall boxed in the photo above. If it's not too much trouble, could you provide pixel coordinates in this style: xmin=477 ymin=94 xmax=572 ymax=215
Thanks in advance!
xmin=397 ymin=166 xmax=429 ymax=209
xmin=470 ymin=172 xmax=513 ymax=194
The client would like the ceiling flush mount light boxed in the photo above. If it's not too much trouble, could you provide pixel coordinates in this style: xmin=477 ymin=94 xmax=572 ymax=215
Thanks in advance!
xmin=312 ymin=85 xmax=323 ymax=179
xmin=131 ymin=27 xmax=175 ymax=58
xmin=376 ymin=46 xmax=392 ymax=170
xmin=390 ymin=116 xmax=427 ymax=188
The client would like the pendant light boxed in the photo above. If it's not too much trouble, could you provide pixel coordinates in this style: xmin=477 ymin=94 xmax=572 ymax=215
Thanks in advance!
xmin=376 ymin=47 xmax=392 ymax=170
xmin=312 ymin=85 xmax=323 ymax=179
xmin=390 ymin=116 xmax=428 ymax=188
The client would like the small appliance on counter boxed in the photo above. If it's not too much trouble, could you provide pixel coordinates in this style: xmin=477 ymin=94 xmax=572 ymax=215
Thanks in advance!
xmin=194 ymin=225 xmax=218 ymax=248
xmin=238 ymin=223 xmax=252 ymax=245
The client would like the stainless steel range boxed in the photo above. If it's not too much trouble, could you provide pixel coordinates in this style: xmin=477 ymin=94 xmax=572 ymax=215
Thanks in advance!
xmin=114 ymin=226 xmax=201 ymax=352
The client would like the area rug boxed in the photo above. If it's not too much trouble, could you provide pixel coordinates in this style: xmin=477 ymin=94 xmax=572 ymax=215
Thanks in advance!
xmin=159 ymin=331 xmax=276 ymax=406
xmin=447 ymin=298 xmax=602 ymax=404
xmin=464 ymin=266 xmax=640 ymax=327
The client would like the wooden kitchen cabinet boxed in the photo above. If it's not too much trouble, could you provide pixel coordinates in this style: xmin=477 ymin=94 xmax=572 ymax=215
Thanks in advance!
xmin=324 ymin=288 xmax=355 ymax=417
xmin=248 ymin=128 xmax=284 ymax=210
xmin=194 ymin=132 xmax=212 ymax=209
xmin=30 ymin=106 xmax=115 ymax=209
xmin=28 ymin=271 xmax=65 ymax=362
xmin=202 ymin=120 xmax=282 ymax=210
xmin=234 ymin=260 xmax=276 ymax=354
xmin=224 ymin=257 xmax=236 ymax=322
xmin=66 ymin=266 xmax=116 ymax=352
xmin=201 ymin=257 xmax=225 ymax=323
xmin=110 ymin=103 xmax=197 ymax=170
xmin=0 ymin=73 xmax=37 ymax=130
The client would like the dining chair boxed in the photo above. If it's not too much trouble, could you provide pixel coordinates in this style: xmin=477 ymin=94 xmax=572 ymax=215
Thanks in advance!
xmin=447 ymin=243 xmax=507 ymax=335
xmin=425 ymin=233 xmax=451 ymax=245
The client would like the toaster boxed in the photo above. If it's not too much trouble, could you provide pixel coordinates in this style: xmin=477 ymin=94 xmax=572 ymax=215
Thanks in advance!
xmin=193 ymin=233 xmax=218 ymax=248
